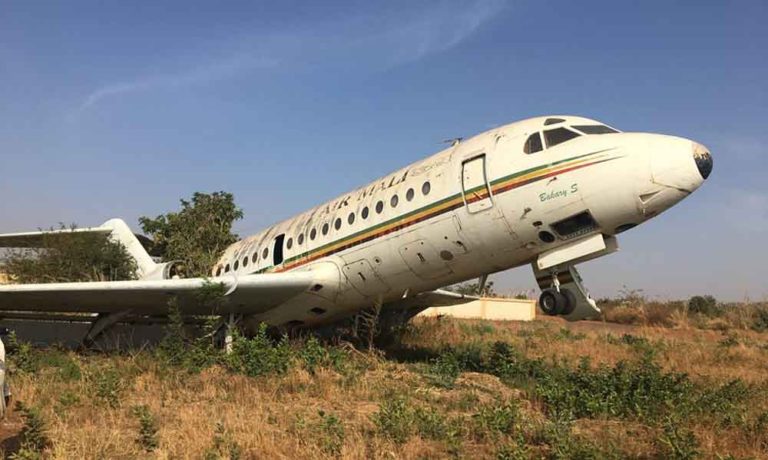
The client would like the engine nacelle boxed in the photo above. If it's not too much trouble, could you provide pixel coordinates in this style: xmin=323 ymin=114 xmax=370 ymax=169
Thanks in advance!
xmin=140 ymin=261 xmax=186 ymax=280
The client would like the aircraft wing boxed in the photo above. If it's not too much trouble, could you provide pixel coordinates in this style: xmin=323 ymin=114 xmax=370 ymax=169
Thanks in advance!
xmin=0 ymin=273 xmax=318 ymax=316
xmin=0 ymin=226 xmax=111 ymax=248
xmin=385 ymin=289 xmax=478 ymax=311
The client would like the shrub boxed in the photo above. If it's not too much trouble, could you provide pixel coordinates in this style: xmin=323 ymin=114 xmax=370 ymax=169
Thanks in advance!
xmin=133 ymin=405 xmax=159 ymax=452
xmin=204 ymin=421 xmax=242 ymax=460
xmin=91 ymin=367 xmax=123 ymax=408
xmin=316 ymin=410 xmax=344 ymax=455
xmin=657 ymin=418 xmax=700 ymax=460
xmin=156 ymin=298 xmax=221 ymax=373
xmin=472 ymin=401 xmax=519 ymax=440
xmin=373 ymin=397 xmax=415 ymax=444
xmin=688 ymin=295 xmax=719 ymax=316
xmin=427 ymin=351 xmax=462 ymax=389
xmin=751 ymin=305 xmax=768 ymax=332
xmin=224 ymin=324 xmax=293 ymax=377
xmin=11 ymin=402 xmax=50 ymax=459
xmin=7 ymin=332 xmax=38 ymax=374
xmin=298 ymin=336 xmax=327 ymax=375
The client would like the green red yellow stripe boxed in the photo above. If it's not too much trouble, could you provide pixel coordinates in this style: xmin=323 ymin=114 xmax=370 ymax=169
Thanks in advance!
xmin=254 ymin=148 xmax=619 ymax=274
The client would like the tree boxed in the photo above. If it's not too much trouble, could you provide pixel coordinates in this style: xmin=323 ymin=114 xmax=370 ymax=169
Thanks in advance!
xmin=139 ymin=192 xmax=243 ymax=278
xmin=2 ymin=225 xmax=137 ymax=283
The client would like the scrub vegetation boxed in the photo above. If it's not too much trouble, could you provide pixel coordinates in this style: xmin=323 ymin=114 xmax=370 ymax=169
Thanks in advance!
xmin=2 ymin=312 xmax=767 ymax=459
xmin=598 ymin=287 xmax=768 ymax=333
xmin=2 ymin=225 xmax=137 ymax=283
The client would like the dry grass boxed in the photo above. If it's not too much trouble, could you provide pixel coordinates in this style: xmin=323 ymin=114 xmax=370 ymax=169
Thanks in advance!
xmin=2 ymin=315 xmax=767 ymax=459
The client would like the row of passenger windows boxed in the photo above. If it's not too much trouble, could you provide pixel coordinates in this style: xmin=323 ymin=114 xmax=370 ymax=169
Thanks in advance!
xmin=215 ymin=180 xmax=432 ymax=276
xmin=523 ymin=124 xmax=619 ymax=154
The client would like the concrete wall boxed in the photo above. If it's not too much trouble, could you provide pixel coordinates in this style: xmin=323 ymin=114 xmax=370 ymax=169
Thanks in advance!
xmin=419 ymin=297 xmax=536 ymax=321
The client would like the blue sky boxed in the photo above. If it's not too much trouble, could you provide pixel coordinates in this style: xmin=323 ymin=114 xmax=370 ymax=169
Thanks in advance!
xmin=1 ymin=0 xmax=766 ymax=301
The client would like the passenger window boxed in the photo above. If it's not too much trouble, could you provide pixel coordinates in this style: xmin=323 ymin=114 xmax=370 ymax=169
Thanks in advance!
xmin=390 ymin=195 xmax=399 ymax=208
xmin=310 ymin=228 xmax=317 ymax=240
xmin=242 ymin=256 xmax=248 ymax=267
xmin=524 ymin=133 xmax=543 ymax=154
xmin=262 ymin=247 xmax=269 ymax=260
xmin=225 ymin=264 xmax=230 ymax=272
xmin=376 ymin=201 xmax=384 ymax=214
xmin=252 ymin=253 xmax=258 ymax=263
xmin=286 ymin=238 xmax=293 ymax=249
xmin=234 ymin=260 xmax=239 ymax=270
xmin=322 ymin=223 xmax=329 ymax=235
xmin=362 ymin=206 xmax=369 ymax=219
xmin=543 ymin=127 xmax=581 ymax=148
xmin=216 ymin=266 xmax=222 ymax=276
xmin=422 ymin=181 xmax=431 ymax=195
xmin=334 ymin=218 xmax=341 ymax=230
xmin=348 ymin=212 xmax=355 ymax=225
xmin=406 ymin=188 xmax=414 ymax=201
xmin=298 ymin=233 xmax=304 ymax=245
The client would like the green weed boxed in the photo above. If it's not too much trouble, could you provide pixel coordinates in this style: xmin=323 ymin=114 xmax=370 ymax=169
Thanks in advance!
xmin=132 ymin=405 xmax=159 ymax=452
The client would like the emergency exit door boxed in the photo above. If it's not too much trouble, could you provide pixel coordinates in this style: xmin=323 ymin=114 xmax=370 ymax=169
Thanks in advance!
xmin=461 ymin=155 xmax=493 ymax=213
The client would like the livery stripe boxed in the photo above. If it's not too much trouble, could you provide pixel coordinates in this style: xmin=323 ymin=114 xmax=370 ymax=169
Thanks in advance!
xmin=251 ymin=149 xmax=620 ymax=274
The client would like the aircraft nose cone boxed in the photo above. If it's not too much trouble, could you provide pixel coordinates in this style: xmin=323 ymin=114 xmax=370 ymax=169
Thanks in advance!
xmin=693 ymin=142 xmax=713 ymax=180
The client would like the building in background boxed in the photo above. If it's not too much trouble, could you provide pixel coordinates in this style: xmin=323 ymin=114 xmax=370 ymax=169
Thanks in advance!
xmin=419 ymin=297 xmax=536 ymax=321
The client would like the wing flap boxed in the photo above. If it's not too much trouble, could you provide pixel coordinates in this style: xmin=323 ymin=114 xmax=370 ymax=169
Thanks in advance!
xmin=0 ymin=272 xmax=317 ymax=315
xmin=385 ymin=289 xmax=478 ymax=311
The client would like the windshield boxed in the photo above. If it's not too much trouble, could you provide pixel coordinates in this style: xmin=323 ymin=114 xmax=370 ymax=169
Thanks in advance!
xmin=571 ymin=124 xmax=619 ymax=135
xmin=543 ymin=127 xmax=581 ymax=148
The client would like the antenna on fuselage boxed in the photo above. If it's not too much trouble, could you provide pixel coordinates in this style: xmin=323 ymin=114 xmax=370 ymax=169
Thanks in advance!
xmin=441 ymin=137 xmax=463 ymax=147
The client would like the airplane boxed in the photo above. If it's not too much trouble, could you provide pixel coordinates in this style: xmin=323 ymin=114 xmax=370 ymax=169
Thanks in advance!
xmin=0 ymin=115 xmax=713 ymax=343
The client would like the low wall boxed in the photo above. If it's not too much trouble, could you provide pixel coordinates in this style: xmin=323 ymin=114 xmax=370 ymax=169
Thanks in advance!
xmin=418 ymin=297 xmax=536 ymax=321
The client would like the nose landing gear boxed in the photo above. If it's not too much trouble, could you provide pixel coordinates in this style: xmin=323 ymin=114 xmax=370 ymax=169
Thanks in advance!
xmin=532 ymin=265 xmax=600 ymax=320
xmin=538 ymin=288 xmax=576 ymax=316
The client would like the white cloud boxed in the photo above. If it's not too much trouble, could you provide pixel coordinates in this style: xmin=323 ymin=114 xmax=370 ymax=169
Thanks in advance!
xmin=75 ymin=0 xmax=506 ymax=111
xmin=78 ymin=54 xmax=276 ymax=111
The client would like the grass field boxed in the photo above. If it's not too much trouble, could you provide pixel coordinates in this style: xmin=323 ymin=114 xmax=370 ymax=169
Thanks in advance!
xmin=2 ymin=309 xmax=768 ymax=459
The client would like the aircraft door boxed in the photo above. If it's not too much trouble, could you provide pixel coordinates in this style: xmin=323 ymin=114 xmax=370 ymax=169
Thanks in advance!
xmin=273 ymin=234 xmax=285 ymax=266
xmin=462 ymin=155 xmax=493 ymax=213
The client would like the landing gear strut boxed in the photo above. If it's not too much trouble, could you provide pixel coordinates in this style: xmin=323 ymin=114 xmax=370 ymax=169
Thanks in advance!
xmin=533 ymin=265 xmax=596 ymax=319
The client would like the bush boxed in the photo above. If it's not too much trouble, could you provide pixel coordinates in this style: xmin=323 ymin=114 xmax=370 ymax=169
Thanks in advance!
xmin=11 ymin=402 xmax=50 ymax=459
xmin=133 ymin=405 xmax=159 ymax=452
xmin=657 ymin=418 xmax=700 ymax=460
xmin=373 ymin=397 xmax=415 ymax=444
xmin=472 ymin=401 xmax=519 ymax=440
xmin=91 ymin=367 xmax=123 ymax=408
xmin=688 ymin=295 xmax=719 ymax=317
xmin=225 ymin=324 xmax=292 ymax=377
xmin=751 ymin=305 xmax=768 ymax=332
xmin=204 ymin=422 xmax=242 ymax=460
xmin=427 ymin=351 xmax=462 ymax=389
xmin=3 ymin=224 xmax=137 ymax=283
xmin=316 ymin=410 xmax=344 ymax=455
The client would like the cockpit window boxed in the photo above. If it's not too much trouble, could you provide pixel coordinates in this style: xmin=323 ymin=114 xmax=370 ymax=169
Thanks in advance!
xmin=543 ymin=127 xmax=581 ymax=148
xmin=544 ymin=117 xmax=566 ymax=126
xmin=572 ymin=124 xmax=619 ymax=135
xmin=523 ymin=132 xmax=543 ymax=154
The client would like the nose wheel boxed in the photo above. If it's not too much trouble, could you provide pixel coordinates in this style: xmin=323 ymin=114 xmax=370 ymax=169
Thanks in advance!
xmin=539 ymin=288 xmax=576 ymax=316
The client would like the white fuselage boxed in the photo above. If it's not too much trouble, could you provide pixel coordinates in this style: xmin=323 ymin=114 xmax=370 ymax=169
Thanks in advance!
xmin=213 ymin=115 xmax=711 ymax=326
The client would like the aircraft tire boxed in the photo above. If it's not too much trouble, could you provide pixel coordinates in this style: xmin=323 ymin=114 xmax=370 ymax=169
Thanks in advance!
xmin=539 ymin=289 xmax=567 ymax=316
xmin=560 ymin=289 xmax=577 ymax=316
